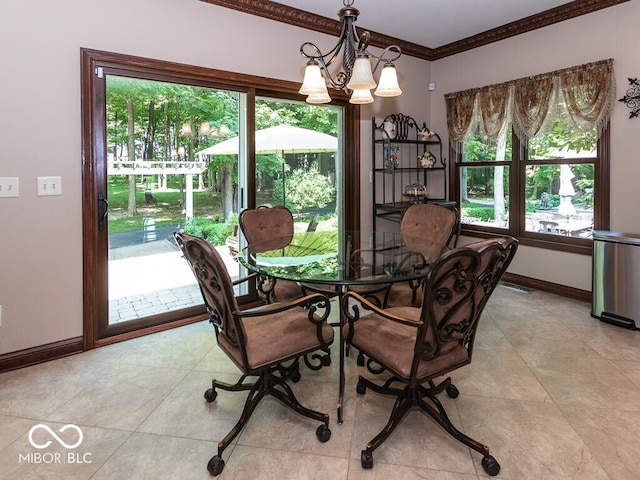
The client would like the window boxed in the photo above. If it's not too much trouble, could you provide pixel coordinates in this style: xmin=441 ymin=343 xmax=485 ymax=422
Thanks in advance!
xmin=447 ymin=60 xmax=613 ymax=254
xmin=81 ymin=49 xmax=361 ymax=347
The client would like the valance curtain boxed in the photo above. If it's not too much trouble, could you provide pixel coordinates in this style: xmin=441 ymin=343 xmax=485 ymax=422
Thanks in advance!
xmin=444 ymin=59 xmax=615 ymax=152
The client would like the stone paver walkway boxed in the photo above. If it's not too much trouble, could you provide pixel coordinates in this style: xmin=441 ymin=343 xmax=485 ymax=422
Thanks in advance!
xmin=108 ymin=238 xmax=238 ymax=324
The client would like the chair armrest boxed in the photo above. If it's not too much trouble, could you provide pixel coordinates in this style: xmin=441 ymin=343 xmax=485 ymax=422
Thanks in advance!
xmin=342 ymin=291 xmax=422 ymax=328
xmin=239 ymin=293 xmax=330 ymax=321
xmin=232 ymin=271 xmax=258 ymax=287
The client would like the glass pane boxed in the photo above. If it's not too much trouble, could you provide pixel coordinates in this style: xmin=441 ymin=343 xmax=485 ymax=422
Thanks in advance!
xmin=528 ymin=122 xmax=597 ymax=160
xmin=460 ymin=165 xmax=510 ymax=229
xmin=524 ymin=163 xmax=594 ymax=237
xmin=254 ymin=98 xmax=340 ymax=231
xmin=462 ymin=123 xmax=512 ymax=162
xmin=106 ymin=76 xmax=241 ymax=325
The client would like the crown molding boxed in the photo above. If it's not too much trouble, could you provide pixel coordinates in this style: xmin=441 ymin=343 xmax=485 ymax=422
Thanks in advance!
xmin=200 ymin=0 xmax=629 ymax=61
xmin=431 ymin=0 xmax=631 ymax=59
xmin=199 ymin=0 xmax=432 ymax=60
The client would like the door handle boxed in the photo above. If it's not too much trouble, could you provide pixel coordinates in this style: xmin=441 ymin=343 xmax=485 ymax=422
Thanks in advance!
xmin=98 ymin=192 xmax=109 ymax=231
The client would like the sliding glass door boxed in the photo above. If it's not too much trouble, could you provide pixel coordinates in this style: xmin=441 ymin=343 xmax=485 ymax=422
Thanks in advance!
xmin=105 ymin=76 xmax=245 ymax=330
xmin=81 ymin=49 xmax=350 ymax=346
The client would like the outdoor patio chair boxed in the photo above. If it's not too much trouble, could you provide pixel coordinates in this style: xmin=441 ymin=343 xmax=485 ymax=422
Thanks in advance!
xmin=539 ymin=220 xmax=559 ymax=233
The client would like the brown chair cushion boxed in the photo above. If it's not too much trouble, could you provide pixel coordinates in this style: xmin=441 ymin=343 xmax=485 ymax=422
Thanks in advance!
xmin=240 ymin=207 xmax=294 ymax=252
xmin=384 ymin=205 xmax=458 ymax=308
xmin=220 ymin=305 xmax=334 ymax=371
xmin=343 ymin=307 xmax=469 ymax=381
xmin=401 ymin=204 xmax=457 ymax=259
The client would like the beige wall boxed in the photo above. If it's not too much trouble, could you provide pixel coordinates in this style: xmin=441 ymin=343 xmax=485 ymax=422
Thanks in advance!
xmin=0 ymin=0 xmax=429 ymax=355
xmin=429 ymin=1 xmax=640 ymax=292
xmin=0 ymin=0 xmax=636 ymax=355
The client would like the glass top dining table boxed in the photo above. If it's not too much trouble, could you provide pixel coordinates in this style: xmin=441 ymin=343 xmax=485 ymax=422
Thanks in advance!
xmin=238 ymin=230 xmax=443 ymax=287
xmin=238 ymin=229 xmax=443 ymax=424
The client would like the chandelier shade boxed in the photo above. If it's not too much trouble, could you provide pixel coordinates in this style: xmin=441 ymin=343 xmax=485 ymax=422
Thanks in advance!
xmin=346 ymin=55 xmax=376 ymax=90
xmin=299 ymin=61 xmax=327 ymax=95
xmin=306 ymin=89 xmax=332 ymax=104
xmin=299 ymin=0 xmax=402 ymax=105
xmin=374 ymin=64 xmax=402 ymax=97
xmin=349 ymin=88 xmax=374 ymax=104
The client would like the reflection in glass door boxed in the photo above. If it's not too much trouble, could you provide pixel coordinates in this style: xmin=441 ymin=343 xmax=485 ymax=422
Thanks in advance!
xmin=250 ymin=97 xmax=342 ymax=237
xmin=105 ymin=76 xmax=244 ymax=330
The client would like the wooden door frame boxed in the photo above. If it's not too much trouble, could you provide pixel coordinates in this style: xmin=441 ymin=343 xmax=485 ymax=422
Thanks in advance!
xmin=80 ymin=48 xmax=360 ymax=350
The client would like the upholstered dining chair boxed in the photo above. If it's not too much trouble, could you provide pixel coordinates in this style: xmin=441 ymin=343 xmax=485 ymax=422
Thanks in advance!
xmin=239 ymin=205 xmax=305 ymax=303
xmin=240 ymin=206 xmax=336 ymax=370
xmin=174 ymin=232 xmax=334 ymax=476
xmin=342 ymin=236 xmax=518 ymax=475
xmin=384 ymin=203 xmax=459 ymax=308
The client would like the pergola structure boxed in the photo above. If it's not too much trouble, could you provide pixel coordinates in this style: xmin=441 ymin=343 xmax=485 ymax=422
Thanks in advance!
xmin=108 ymin=160 xmax=207 ymax=219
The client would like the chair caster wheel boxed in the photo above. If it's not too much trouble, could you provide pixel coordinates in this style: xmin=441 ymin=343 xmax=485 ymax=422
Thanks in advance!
xmin=482 ymin=455 xmax=500 ymax=476
xmin=446 ymin=384 xmax=459 ymax=398
xmin=322 ymin=354 xmax=332 ymax=366
xmin=207 ymin=455 xmax=225 ymax=476
xmin=356 ymin=380 xmax=366 ymax=395
xmin=357 ymin=353 xmax=365 ymax=366
xmin=361 ymin=449 xmax=373 ymax=469
xmin=316 ymin=424 xmax=331 ymax=443
xmin=204 ymin=388 xmax=217 ymax=402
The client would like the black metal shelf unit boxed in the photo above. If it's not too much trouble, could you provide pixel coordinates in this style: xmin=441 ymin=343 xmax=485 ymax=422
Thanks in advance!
xmin=372 ymin=113 xmax=453 ymax=229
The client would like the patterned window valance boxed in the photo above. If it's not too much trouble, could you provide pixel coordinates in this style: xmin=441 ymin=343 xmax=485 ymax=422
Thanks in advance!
xmin=444 ymin=59 xmax=615 ymax=152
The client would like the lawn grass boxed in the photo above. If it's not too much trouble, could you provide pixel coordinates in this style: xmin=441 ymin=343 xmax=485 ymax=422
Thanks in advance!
xmin=107 ymin=178 xmax=223 ymax=233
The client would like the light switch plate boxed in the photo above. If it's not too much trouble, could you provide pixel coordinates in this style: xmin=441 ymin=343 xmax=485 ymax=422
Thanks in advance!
xmin=37 ymin=176 xmax=62 ymax=196
xmin=0 ymin=177 xmax=19 ymax=197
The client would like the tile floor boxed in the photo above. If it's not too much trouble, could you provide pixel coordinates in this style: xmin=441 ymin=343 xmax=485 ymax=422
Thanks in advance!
xmin=2 ymin=286 xmax=640 ymax=479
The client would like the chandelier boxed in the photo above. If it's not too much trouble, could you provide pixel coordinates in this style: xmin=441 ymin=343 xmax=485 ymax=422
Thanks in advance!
xmin=299 ymin=0 xmax=402 ymax=105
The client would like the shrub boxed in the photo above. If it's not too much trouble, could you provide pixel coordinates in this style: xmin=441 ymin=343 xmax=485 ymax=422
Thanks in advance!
xmin=462 ymin=207 xmax=495 ymax=222
xmin=184 ymin=218 xmax=234 ymax=246
xmin=273 ymin=168 xmax=335 ymax=212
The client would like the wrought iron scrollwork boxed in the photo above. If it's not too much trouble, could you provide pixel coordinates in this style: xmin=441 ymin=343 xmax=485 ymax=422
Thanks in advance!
xmin=619 ymin=77 xmax=640 ymax=119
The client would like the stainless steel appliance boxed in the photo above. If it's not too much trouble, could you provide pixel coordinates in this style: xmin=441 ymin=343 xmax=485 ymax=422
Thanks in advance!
xmin=592 ymin=230 xmax=640 ymax=330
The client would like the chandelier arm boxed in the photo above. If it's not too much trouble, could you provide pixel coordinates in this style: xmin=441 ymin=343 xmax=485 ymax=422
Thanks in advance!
xmin=356 ymin=30 xmax=370 ymax=51
xmin=300 ymin=13 xmax=351 ymax=63
xmin=300 ymin=17 xmax=356 ymax=91
xmin=369 ymin=45 xmax=402 ymax=74
xmin=300 ymin=41 xmax=347 ymax=90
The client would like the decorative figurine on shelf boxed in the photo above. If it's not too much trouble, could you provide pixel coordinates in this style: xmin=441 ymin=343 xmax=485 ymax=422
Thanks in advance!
xmin=384 ymin=145 xmax=399 ymax=169
xmin=403 ymin=183 xmax=428 ymax=204
xmin=419 ymin=151 xmax=437 ymax=168
xmin=382 ymin=121 xmax=397 ymax=139
xmin=417 ymin=127 xmax=435 ymax=141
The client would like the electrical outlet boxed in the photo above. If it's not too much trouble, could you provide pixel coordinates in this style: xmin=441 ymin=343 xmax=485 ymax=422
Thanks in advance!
xmin=0 ymin=177 xmax=19 ymax=197
xmin=37 ymin=176 xmax=62 ymax=196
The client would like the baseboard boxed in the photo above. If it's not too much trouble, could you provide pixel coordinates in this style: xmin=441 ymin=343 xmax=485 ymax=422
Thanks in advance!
xmin=502 ymin=272 xmax=591 ymax=303
xmin=0 ymin=274 xmax=590 ymax=374
xmin=0 ymin=337 xmax=83 ymax=374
